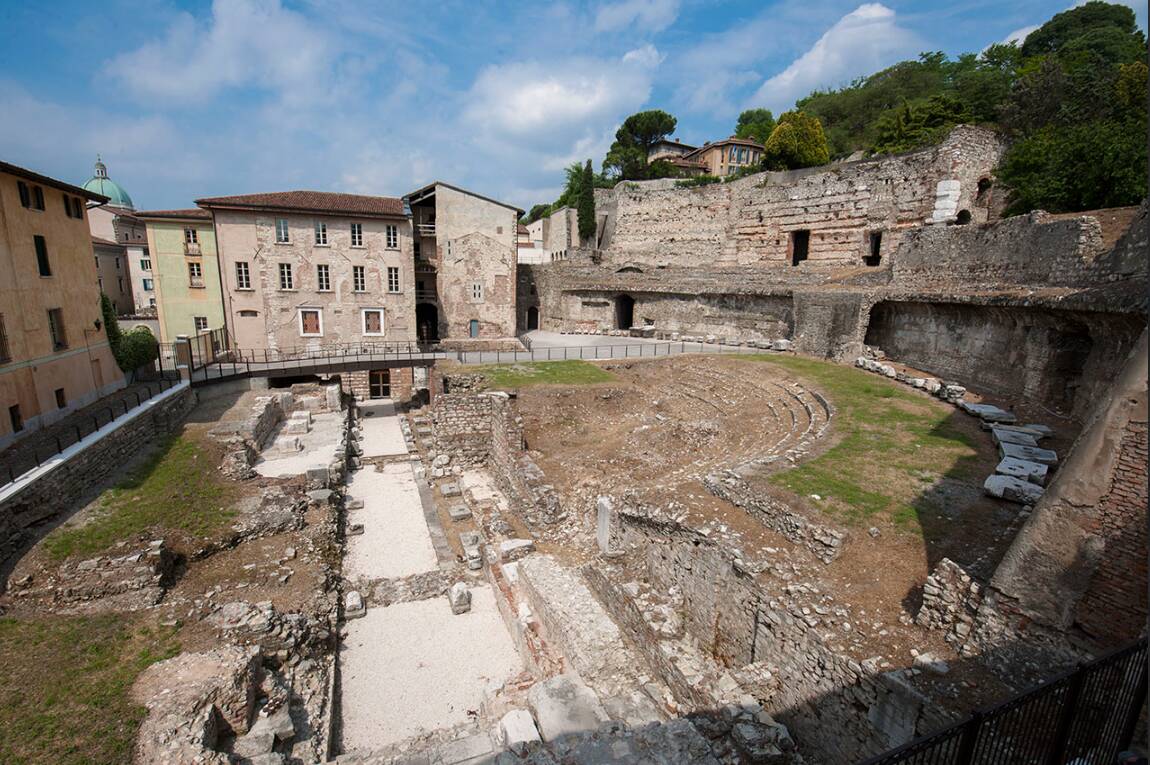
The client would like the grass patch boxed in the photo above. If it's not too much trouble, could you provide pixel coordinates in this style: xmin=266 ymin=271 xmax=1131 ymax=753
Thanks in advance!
xmin=737 ymin=354 xmax=987 ymax=535
xmin=0 ymin=614 xmax=179 ymax=765
xmin=476 ymin=359 xmax=615 ymax=388
xmin=43 ymin=433 xmax=239 ymax=561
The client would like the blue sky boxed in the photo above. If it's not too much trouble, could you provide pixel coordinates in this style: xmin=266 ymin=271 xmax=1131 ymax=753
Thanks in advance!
xmin=0 ymin=0 xmax=1144 ymax=212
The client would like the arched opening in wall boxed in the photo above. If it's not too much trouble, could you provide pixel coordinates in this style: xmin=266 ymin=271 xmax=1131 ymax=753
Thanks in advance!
xmin=416 ymin=303 xmax=439 ymax=344
xmin=616 ymin=266 xmax=643 ymax=274
xmin=526 ymin=306 xmax=539 ymax=331
xmin=615 ymin=294 xmax=635 ymax=330
xmin=955 ymin=209 xmax=972 ymax=225
xmin=976 ymin=177 xmax=993 ymax=202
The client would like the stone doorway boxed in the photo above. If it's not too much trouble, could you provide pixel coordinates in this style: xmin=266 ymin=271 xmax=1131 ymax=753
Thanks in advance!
xmin=526 ymin=306 xmax=539 ymax=331
xmin=416 ymin=303 xmax=439 ymax=344
xmin=616 ymin=294 xmax=635 ymax=330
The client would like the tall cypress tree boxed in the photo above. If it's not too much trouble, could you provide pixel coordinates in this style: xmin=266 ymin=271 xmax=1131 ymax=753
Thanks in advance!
xmin=577 ymin=159 xmax=596 ymax=245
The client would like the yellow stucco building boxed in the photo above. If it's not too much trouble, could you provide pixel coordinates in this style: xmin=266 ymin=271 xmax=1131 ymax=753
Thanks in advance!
xmin=0 ymin=161 xmax=125 ymax=448
xmin=136 ymin=208 xmax=225 ymax=342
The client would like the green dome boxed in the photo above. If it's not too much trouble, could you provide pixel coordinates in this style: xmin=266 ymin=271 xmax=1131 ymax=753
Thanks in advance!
xmin=83 ymin=156 xmax=134 ymax=209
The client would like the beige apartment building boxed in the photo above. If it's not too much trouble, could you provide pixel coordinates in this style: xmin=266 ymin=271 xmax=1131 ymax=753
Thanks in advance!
xmin=688 ymin=137 xmax=765 ymax=176
xmin=135 ymin=208 xmax=225 ymax=343
xmin=0 ymin=161 xmax=124 ymax=448
xmin=84 ymin=158 xmax=154 ymax=313
xmin=406 ymin=182 xmax=521 ymax=345
xmin=92 ymin=235 xmax=133 ymax=314
xmin=197 ymin=190 xmax=416 ymax=353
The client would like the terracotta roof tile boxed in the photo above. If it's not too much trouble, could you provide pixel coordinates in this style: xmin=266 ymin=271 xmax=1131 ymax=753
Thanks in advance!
xmin=0 ymin=159 xmax=108 ymax=202
xmin=195 ymin=190 xmax=405 ymax=218
xmin=91 ymin=236 xmax=125 ymax=248
xmin=135 ymin=208 xmax=213 ymax=220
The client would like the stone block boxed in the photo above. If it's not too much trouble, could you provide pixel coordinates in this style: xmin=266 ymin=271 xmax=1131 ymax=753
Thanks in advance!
xmin=284 ymin=418 xmax=310 ymax=435
xmin=961 ymin=402 xmax=1017 ymax=424
xmin=347 ymin=523 xmax=365 ymax=536
xmin=984 ymin=474 xmax=1045 ymax=504
xmin=596 ymin=496 xmax=617 ymax=555
xmin=449 ymin=582 xmax=472 ymax=615
xmin=999 ymin=442 xmax=1058 ymax=465
xmin=770 ymin=338 xmax=793 ymax=352
xmin=305 ymin=467 xmax=329 ymax=489
xmin=448 ymin=504 xmax=472 ymax=521
xmin=527 ymin=674 xmax=609 ymax=742
xmin=995 ymin=456 xmax=1049 ymax=486
xmin=1023 ymin=423 xmax=1054 ymax=438
xmin=346 ymin=498 xmax=365 ymax=510
xmin=460 ymin=531 xmax=482 ymax=548
xmin=344 ymin=590 xmax=366 ymax=619
xmin=497 ymin=709 xmax=542 ymax=754
xmin=983 ymin=423 xmax=1050 ymax=440
xmin=435 ymin=733 xmax=492 ymax=764
xmin=499 ymin=539 xmax=535 ymax=562
xmin=440 ymin=482 xmax=462 ymax=497
xmin=991 ymin=427 xmax=1039 ymax=447
xmin=325 ymin=385 xmax=341 ymax=410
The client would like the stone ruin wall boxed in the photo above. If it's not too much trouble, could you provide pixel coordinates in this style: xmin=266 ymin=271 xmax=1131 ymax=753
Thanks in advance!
xmin=595 ymin=125 xmax=1004 ymax=269
xmin=610 ymin=509 xmax=954 ymax=763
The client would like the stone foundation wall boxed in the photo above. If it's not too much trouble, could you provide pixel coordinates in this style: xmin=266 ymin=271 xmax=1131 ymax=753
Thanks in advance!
xmin=615 ymin=509 xmax=952 ymax=763
xmin=0 ymin=385 xmax=197 ymax=566
xmin=430 ymin=375 xmax=493 ymax=467
xmin=863 ymin=302 xmax=1145 ymax=419
xmin=488 ymin=393 xmax=563 ymax=526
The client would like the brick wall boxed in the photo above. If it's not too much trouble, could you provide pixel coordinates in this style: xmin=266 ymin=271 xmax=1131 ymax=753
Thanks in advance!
xmin=341 ymin=366 xmax=415 ymax=404
xmin=0 ymin=386 xmax=197 ymax=565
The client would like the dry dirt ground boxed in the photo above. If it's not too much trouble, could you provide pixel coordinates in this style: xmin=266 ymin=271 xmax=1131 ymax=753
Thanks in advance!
xmin=509 ymin=354 xmax=1034 ymax=705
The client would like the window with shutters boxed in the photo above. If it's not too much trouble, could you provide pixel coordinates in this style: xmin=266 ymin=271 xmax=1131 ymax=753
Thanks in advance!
xmin=299 ymin=308 xmax=322 ymax=336
xmin=31 ymin=185 xmax=44 ymax=210
xmin=17 ymin=182 xmax=30 ymax=208
xmin=362 ymin=308 xmax=384 ymax=336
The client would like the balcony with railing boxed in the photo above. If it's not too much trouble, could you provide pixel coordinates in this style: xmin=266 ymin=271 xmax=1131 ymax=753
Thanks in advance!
xmin=415 ymin=223 xmax=436 ymax=237
xmin=415 ymin=288 xmax=438 ymax=303
xmin=184 ymin=241 xmax=202 ymax=256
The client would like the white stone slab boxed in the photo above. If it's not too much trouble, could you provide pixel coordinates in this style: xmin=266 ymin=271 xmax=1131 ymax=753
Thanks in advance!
xmin=343 ymin=462 xmax=438 ymax=580
xmin=991 ymin=428 xmax=1039 ymax=447
xmin=527 ymin=674 xmax=609 ymax=742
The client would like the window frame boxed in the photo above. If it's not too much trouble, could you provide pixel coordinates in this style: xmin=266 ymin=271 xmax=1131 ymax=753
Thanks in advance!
xmin=385 ymin=224 xmax=398 ymax=249
xmin=33 ymin=235 xmax=51 ymax=277
xmin=361 ymin=307 xmax=385 ymax=336
xmin=187 ymin=261 xmax=203 ymax=288
xmin=47 ymin=307 xmax=67 ymax=351
xmin=470 ymin=282 xmax=484 ymax=302
xmin=184 ymin=227 xmax=198 ymax=244
xmin=275 ymin=218 xmax=290 ymax=244
xmin=316 ymin=263 xmax=332 ymax=292
xmin=235 ymin=261 xmax=252 ymax=290
xmin=31 ymin=185 xmax=45 ymax=211
xmin=350 ymin=222 xmax=364 ymax=248
xmin=387 ymin=266 xmax=401 ymax=293
xmin=298 ymin=307 xmax=324 ymax=337
xmin=352 ymin=265 xmax=366 ymax=293
xmin=279 ymin=262 xmax=295 ymax=290
xmin=142 ymin=277 xmax=154 ymax=291
xmin=314 ymin=221 xmax=328 ymax=246
xmin=140 ymin=258 xmax=152 ymax=271
xmin=193 ymin=316 xmax=209 ymax=332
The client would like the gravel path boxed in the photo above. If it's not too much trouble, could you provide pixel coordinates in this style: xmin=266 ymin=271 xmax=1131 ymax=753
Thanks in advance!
xmin=339 ymin=585 xmax=521 ymax=750
xmin=358 ymin=400 xmax=408 ymax=457
xmin=343 ymin=461 xmax=438 ymax=580
xmin=253 ymin=410 xmax=343 ymax=477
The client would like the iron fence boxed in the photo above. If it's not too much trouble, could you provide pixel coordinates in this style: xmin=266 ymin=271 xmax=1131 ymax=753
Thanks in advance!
xmin=857 ymin=638 xmax=1148 ymax=765
xmin=187 ymin=327 xmax=233 ymax=370
xmin=455 ymin=339 xmax=761 ymax=365
xmin=0 ymin=372 xmax=183 ymax=487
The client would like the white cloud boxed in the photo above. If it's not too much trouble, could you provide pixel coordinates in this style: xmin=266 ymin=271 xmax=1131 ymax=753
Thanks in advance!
xmin=748 ymin=3 xmax=924 ymax=114
xmin=594 ymin=0 xmax=680 ymax=33
xmin=105 ymin=0 xmax=337 ymax=106
xmin=1000 ymin=24 xmax=1038 ymax=46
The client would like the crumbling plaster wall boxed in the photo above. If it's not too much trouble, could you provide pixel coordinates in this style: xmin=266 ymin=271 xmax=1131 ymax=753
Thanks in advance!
xmin=596 ymin=126 xmax=1003 ymax=269
xmin=433 ymin=186 xmax=518 ymax=340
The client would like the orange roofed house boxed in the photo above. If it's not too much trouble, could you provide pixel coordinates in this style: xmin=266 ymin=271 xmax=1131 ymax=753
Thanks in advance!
xmin=0 ymin=161 xmax=125 ymax=448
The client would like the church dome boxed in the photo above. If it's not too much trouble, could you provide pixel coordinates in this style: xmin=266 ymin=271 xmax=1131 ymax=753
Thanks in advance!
xmin=83 ymin=156 xmax=134 ymax=209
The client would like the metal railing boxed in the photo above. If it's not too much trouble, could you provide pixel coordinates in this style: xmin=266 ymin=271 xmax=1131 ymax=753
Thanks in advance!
xmin=1 ymin=371 xmax=183 ymax=487
xmin=857 ymin=638 xmax=1147 ymax=765
xmin=456 ymin=339 xmax=760 ymax=365
xmin=184 ymin=241 xmax=201 ymax=255
xmin=416 ymin=223 xmax=436 ymax=236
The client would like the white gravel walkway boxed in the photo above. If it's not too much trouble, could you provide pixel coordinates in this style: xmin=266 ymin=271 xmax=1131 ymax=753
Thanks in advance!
xmin=253 ymin=410 xmax=343 ymax=477
xmin=343 ymin=461 xmax=438 ymax=580
xmin=358 ymin=400 xmax=409 ymax=458
xmin=339 ymin=585 xmax=522 ymax=750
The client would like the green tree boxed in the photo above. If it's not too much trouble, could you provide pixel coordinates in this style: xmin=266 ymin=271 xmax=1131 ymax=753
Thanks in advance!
xmin=761 ymin=111 xmax=831 ymax=170
xmin=522 ymin=204 xmax=551 ymax=225
xmin=872 ymin=95 xmax=973 ymax=154
xmin=117 ymin=327 xmax=160 ymax=378
xmin=603 ymin=109 xmax=677 ymax=179
xmin=577 ymin=159 xmax=597 ymax=244
xmin=735 ymin=108 xmax=776 ymax=145
xmin=100 ymin=293 xmax=122 ymax=356
xmin=1020 ymin=1 xmax=1144 ymax=60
